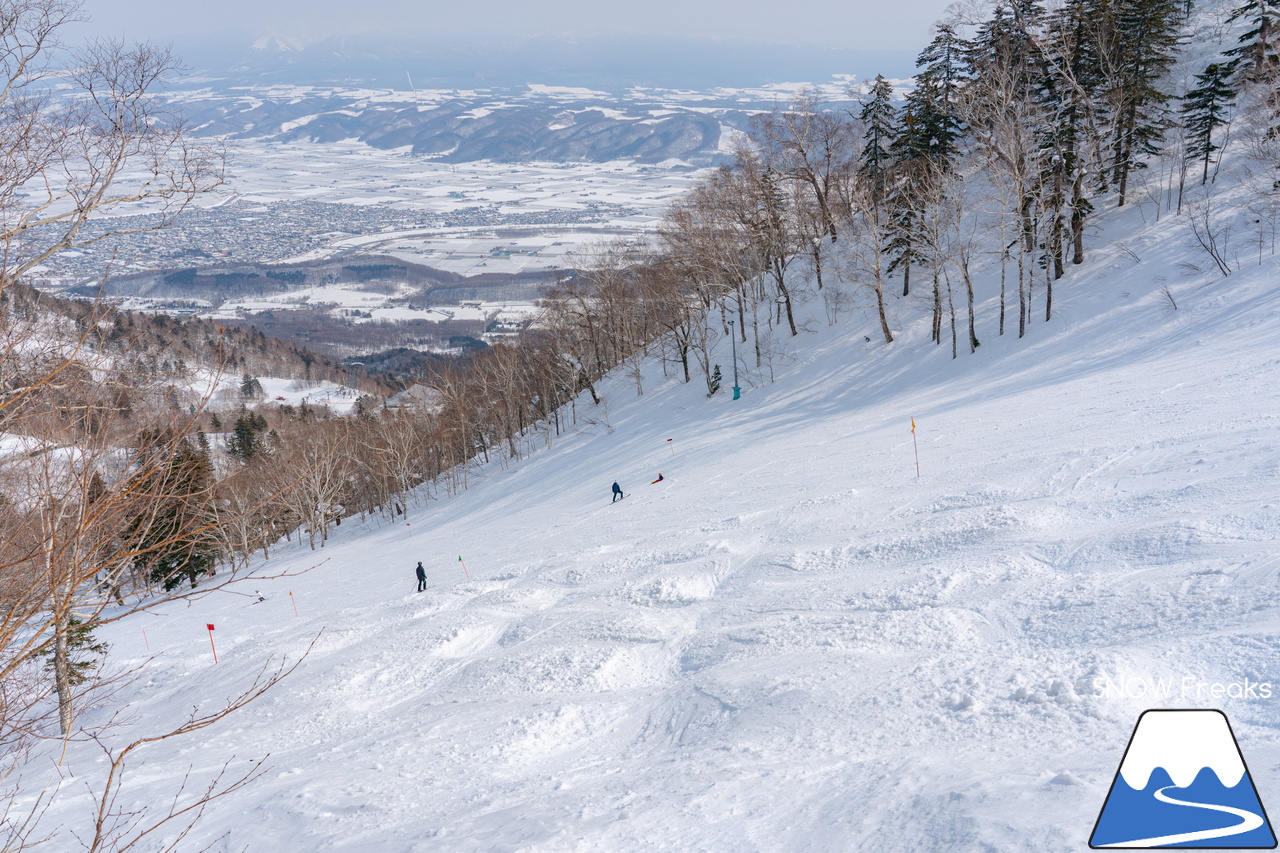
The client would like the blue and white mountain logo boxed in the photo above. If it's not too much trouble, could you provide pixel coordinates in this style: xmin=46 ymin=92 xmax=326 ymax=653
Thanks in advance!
xmin=1090 ymin=709 xmax=1276 ymax=848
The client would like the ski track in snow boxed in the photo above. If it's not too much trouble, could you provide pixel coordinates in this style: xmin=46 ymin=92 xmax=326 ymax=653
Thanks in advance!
xmin=24 ymin=163 xmax=1280 ymax=849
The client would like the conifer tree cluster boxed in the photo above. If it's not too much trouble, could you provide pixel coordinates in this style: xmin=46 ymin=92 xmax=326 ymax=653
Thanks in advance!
xmin=646 ymin=0 xmax=1274 ymax=349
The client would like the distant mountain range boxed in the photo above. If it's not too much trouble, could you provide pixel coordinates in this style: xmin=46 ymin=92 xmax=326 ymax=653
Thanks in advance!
xmin=162 ymin=33 xmax=914 ymax=164
xmin=177 ymin=91 xmax=732 ymax=164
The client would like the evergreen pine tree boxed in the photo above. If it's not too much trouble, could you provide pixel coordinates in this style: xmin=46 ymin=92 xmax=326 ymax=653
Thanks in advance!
xmin=885 ymin=100 xmax=922 ymax=297
xmin=240 ymin=373 xmax=264 ymax=399
xmin=228 ymin=413 xmax=258 ymax=460
xmin=859 ymin=75 xmax=898 ymax=201
xmin=1108 ymin=0 xmax=1185 ymax=205
xmin=886 ymin=72 xmax=957 ymax=298
xmin=227 ymin=410 xmax=271 ymax=461
xmin=37 ymin=618 xmax=108 ymax=687
xmin=911 ymin=23 xmax=969 ymax=170
xmin=127 ymin=434 xmax=218 ymax=591
xmin=1182 ymin=62 xmax=1237 ymax=184
xmin=1225 ymin=0 xmax=1280 ymax=84
xmin=917 ymin=23 xmax=971 ymax=124
xmin=885 ymin=100 xmax=925 ymax=297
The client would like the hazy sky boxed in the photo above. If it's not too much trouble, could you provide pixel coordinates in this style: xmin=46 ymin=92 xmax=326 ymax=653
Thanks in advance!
xmin=76 ymin=0 xmax=955 ymax=51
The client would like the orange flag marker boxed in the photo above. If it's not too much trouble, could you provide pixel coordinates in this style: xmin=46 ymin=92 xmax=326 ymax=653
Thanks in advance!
xmin=911 ymin=417 xmax=920 ymax=478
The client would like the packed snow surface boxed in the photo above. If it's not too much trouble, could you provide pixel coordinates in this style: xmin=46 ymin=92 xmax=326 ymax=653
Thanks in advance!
xmin=31 ymin=189 xmax=1280 ymax=850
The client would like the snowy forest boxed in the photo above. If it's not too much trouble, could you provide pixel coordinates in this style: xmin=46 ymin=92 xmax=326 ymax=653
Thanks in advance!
xmin=3 ymin=0 xmax=1280 ymax=846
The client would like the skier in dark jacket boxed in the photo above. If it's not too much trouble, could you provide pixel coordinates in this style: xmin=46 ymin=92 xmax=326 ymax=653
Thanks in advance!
xmin=415 ymin=561 xmax=427 ymax=592
xmin=651 ymin=473 xmax=664 ymax=484
xmin=612 ymin=482 xmax=624 ymax=502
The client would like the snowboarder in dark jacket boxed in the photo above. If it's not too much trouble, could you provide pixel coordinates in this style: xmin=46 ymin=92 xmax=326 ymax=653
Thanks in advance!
xmin=651 ymin=473 xmax=664 ymax=484
xmin=415 ymin=561 xmax=427 ymax=592
xmin=612 ymin=482 xmax=623 ymax=502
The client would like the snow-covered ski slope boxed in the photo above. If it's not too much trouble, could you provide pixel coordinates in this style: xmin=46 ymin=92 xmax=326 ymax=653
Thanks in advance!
xmin=45 ymin=184 xmax=1280 ymax=851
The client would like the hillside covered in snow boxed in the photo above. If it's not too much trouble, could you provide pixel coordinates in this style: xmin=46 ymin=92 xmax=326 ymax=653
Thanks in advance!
xmin=22 ymin=158 xmax=1280 ymax=851
xmin=10 ymin=0 xmax=1280 ymax=846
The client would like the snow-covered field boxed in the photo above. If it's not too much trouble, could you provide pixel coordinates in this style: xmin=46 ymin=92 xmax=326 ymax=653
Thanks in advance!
xmin=228 ymin=141 xmax=699 ymax=216
xmin=224 ymin=142 xmax=702 ymax=272
xmin=26 ymin=178 xmax=1280 ymax=850
xmin=247 ymin=377 xmax=362 ymax=413
xmin=194 ymin=281 xmax=538 ymax=332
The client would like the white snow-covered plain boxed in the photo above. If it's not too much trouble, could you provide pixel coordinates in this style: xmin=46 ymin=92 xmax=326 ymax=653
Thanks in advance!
xmin=24 ymin=174 xmax=1280 ymax=851
xmin=226 ymin=142 xmax=700 ymax=216
xmin=194 ymin=280 xmax=537 ymax=332
xmin=221 ymin=142 xmax=702 ymax=273
xmin=246 ymin=377 xmax=362 ymax=414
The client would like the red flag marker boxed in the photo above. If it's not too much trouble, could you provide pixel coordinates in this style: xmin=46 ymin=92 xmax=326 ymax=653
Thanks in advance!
xmin=666 ymin=438 xmax=673 ymax=457
xmin=458 ymin=555 xmax=470 ymax=579
xmin=206 ymin=623 xmax=218 ymax=663
xmin=142 ymin=628 xmax=150 ymax=652
xmin=289 ymin=590 xmax=299 ymax=617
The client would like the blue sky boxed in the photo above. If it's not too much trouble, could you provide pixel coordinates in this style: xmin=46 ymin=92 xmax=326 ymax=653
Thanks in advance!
xmin=76 ymin=0 xmax=956 ymax=51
